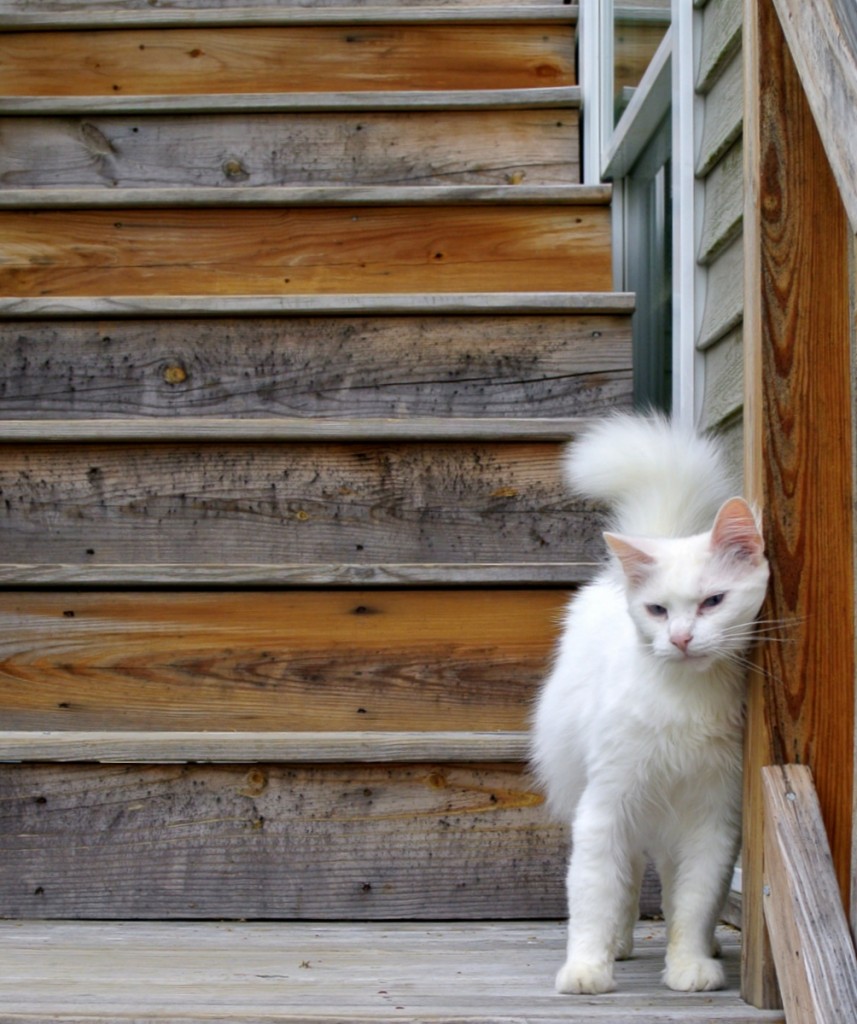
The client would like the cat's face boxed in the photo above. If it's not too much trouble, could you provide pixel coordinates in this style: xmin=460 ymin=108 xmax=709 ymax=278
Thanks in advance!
xmin=605 ymin=498 xmax=769 ymax=671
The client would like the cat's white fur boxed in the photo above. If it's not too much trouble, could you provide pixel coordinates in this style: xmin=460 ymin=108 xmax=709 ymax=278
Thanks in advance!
xmin=531 ymin=414 xmax=769 ymax=995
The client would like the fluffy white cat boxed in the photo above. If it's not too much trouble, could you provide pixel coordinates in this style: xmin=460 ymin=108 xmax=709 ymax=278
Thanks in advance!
xmin=531 ymin=414 xmax=769 ymax=995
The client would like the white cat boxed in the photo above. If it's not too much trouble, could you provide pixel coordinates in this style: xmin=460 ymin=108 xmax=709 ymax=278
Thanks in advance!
xmin=531 ymin=414 xmax=769 ymax=995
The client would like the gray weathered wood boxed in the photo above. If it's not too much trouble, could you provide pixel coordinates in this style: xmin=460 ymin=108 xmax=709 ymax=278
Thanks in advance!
xmin=0 ymin=315 xmax=630 ymax=422
xmin=0 ymin=440 xmax=601 ymax=566
xmin=0 ymin=292 xmax=634 ymax=319
xmin=762 ymin=764 xmax=857 ymax=1023
xmin=0 ymin=86 xmax=580 ymax=116
xmin=0 ymin=730 xmax=531 ymax=764
xmin=0 ymin=3 xmax=578 ymax=30
xmin=0 ymin=760 xmax=566 ymax=919
xmin=0 ymin=185 xmax=606 ymax=209
xmin=0 ymin=110 xmax=579 ymax=190
xmin=699 ymin=325 xmax=743 ymax=431
xmin=0 ymin=562 xmax=594 ymax=586
xmin=0 ymin=919 xmax=787 ymax=1022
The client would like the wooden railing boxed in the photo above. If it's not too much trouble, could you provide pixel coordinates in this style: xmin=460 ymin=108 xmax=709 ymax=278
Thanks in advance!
xmin=763 ymin=766 xmax=857 ymax=1021
xmin=743 ymin=0 xmax=857 ymax=1013
xmin=771 ymin=0 xmax=857 ymax=234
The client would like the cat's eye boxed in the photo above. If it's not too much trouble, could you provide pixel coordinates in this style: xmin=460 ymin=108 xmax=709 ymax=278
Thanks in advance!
xmin=646 ymin=604 xmax=668 ymax=618
xmin=700 ymin=593 xmax=726 ymax=610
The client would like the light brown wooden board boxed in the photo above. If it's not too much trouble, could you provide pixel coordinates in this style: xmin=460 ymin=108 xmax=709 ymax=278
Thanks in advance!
xmin=0 ymin=206 xmax=612 ymax=296
xmin=0 ymin=441 xmax=603 ymax=566
xmin=0 ymin=25 xmax=574 ymax=97
xmin=0 ymin=760 xmax=567 ymax=919
xmin=0 ymin=110 xmax=579 ymax=188
xmin=0 ymin=316 xmax=631 ymax=421
xmin=0 ymin=589 xmax=567 ymax=732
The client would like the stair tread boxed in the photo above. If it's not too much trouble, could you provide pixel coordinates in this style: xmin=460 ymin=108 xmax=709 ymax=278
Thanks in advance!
xmin=0 ymin=292 xmax=635 ymax=319
xmin=0 ymin=184 xmax=608 ymax=209
xmin=0 ymin=919 xmax=782 ymax=1023
xmin=2 ymin=4 xmax=579 ymax=29
xmin=0 ymin=86 xmax=580 ymax=115
xmin=0 ymin=729 xmax=532 ymax=763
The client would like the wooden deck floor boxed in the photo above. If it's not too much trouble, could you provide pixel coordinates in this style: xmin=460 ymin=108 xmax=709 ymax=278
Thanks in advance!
xmin=0 ymin=920 xmax=784 ymax=1023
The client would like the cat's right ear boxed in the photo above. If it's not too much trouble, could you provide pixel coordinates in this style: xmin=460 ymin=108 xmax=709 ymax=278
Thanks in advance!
xmin=604 ymin=532 xmax=656 ymax=587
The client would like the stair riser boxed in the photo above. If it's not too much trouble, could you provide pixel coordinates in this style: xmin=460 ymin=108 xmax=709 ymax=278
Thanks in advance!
xmin=0 ymin=206 xmax=612 ymax=296
xmin=0 ymin=25 xmax=575 ymax=97
xmin=0 ymin=110 xmax=580 ymax=189
xmin=0 ymin=316 xmax=630 ymax=420
xmin=0 ymin=590 xmax=567 ymax=733
xmin=0 ymin=760 xmax=567 ymax=920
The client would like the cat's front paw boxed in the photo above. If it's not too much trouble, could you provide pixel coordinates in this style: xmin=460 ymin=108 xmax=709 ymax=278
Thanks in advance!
xmin=663 ymin=955 xmax=725 ymax=992
xmin=555 ymin=959 xmax=615 ymax=995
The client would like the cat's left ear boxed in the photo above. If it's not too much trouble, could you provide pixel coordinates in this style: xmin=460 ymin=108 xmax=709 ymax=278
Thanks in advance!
xmin=711 ymin=498 xmax=765 ymax=566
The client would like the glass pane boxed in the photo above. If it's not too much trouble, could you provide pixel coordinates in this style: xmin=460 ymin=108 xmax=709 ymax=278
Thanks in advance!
xmin=613 ymin=1 xmax=671 ymax=125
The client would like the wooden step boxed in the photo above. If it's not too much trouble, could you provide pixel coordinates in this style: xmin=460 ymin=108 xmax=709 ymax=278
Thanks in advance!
xmin=0 ymin=920 xmax=785 ymax=1022
xmin=0 ymin=107 xmax=581 ymax=188
xmin=0 ymin=204 xmax=613 ymax=297
xmin=1 ymin=4 xmax=579 ymax=30
xmin=0 ymin=24 xmax=575 ymax=98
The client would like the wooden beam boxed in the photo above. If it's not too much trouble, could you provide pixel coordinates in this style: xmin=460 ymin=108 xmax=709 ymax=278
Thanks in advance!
xmin=743 ymin=0 xmax=856 ymax=1007
xmin=762 ymin=765 xmax=857 ymax=1022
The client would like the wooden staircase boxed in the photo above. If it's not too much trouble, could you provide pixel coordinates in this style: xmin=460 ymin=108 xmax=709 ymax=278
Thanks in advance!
xmin=0 ymin=2 xmax=779 ymax=1020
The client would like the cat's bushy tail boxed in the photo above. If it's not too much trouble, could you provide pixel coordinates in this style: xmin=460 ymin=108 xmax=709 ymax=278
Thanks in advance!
xmin=565 ymin=413 xmax=735 ymax=538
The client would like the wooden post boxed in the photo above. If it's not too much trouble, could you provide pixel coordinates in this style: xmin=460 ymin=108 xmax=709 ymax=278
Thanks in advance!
xmin=743 ymin=0 xmax=855 ymax=1007
xmin=762 ymin=765 xmax=857 ymax=1022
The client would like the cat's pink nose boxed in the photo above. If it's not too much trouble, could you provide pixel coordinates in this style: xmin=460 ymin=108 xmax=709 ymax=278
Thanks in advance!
xmin=671 ymin=633 xmax=692 ymax=653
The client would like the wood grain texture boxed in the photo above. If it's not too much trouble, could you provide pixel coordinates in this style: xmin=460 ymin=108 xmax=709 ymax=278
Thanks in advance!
xmin=0 ymin=24 xmax=574 ymax=97
xmin=743 ymin=0 xmax=855 ymax=1007
xmin=0 ymin=315 xmax=631 ymax=421
xmin=697 ymin=48 xmax=743 ymax=177
xmin=0 ymin=441 xmax=602 ymax=566
xmin=0 ymin=589 xmax=566 ymax=732
xmin=0 ymin=730 xmax=534 ymax=763
xmin=0 ymin=206 xmax=613 ymax=296
xmin=771 ymin=0 xmax=857 ymax=231
xmin=0 ymin=760 xmax=567 ymax=919
xmin=0 ymin=109 xmax=580 ymax=189
xmin=0 ymin=291 xmax=634 ymax=319
xmin=697 ymin=0 xmax=742 ymax=93
xmin=762 ymin=765 xmax=857 ymax=1023
xmin=0 ymin=920 xmax=785 ymax=1023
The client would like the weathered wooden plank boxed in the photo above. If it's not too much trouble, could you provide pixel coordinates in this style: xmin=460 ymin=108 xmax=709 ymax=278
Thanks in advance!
xmin=0 ymin=731 xmax=534 ymax=764
xmin=0 ymin=25 xmax=574 ymax=97
xmin=0 ymin=590 xmax=565 ymax=733
xmin=0 ymin=563 xmax=594 ymax=587
xmin=0 ymin=85 xmax=582 ymax=116
xmin=771 ymin=0 xmax=857 ymax=232
xmin=763 ymin=765 xmax=857 ymax=1023
xmin=699 ymin=325 xmax=743 ymax=432
xmin=0 ymin=920 xmax=784 ymax=1024
xmin=742 ymin=0 xmax=855 ymax=1006
xmin=0 ymin=761 xmax=567 ymax=919
xmin=0 ymin=291 xmax=634 ymax=319
xmin=0 ymin=316 xmax=630 ymax=422
xmin=0 ymin=206 xmax=613 ymax=297
xmin=0 ymin=441 xmax=600 ymax=566
xmin=1 ymin=1 xmax=576 ymax=26
xmin=1 ymin=185 xmax=604 ymax=209
xmin=0 ymin=110 xmax=580 ymax=190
